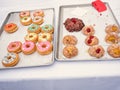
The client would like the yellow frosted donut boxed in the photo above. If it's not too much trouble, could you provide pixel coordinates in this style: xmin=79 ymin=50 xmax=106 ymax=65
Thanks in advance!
xmin=25 ymin=33 xmax=38 ymax=43
xmin=20 ymin=16 xmax=32 ymax=26
xmin=38 ymin=33 xmax=52 ymax=42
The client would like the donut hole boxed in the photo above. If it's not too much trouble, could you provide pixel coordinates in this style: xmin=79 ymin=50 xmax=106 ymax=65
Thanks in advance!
xmin=86 ymin=28 xmax=91 ymax=32
xmin=23 ymin=12 xmax=26 ymax=15
xmin=7 ymin=56 xmax=11 ymax=60
xmin=96 ymin=48 xmax=101 ymax=53
xmin=8 ymin=25 xmax=12 ymax=28
xmin=26 ymin=44 xmax=30 ymax=48
xmin=42 ymin=35 xmax=47 ymax=38
xmin=42 ymin=44 xmax=46 ymax=48
xmin=45 ymin=26 xmax=48 ymax=29
xmin=36 ymin=12 xmax=40 ymax=14
xmin=24 ymin=18 xmax=28 ymax=20
xmin=29 ymin=35 xmax=33 ymax=38
xmin=11 ymin=44 xmax=16 ymax=48
xmin=35 ymin=18 xmax=39 ymax=20
xmin=32 ymin=27 xmax=35 ymax=29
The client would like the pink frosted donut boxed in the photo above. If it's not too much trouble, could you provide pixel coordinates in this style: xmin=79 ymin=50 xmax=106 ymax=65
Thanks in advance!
xmin=19 ymin=11 xmax=30 ymax=18
xmin=7 ymin=41 xmax=22 ymax=53
xmin=37 ymin=41 xmax=53 ymax=55
xmin=22 ymin=41 xmax=36 ymax=55
xmin=33 ymin=10 xmax=44 ymax=17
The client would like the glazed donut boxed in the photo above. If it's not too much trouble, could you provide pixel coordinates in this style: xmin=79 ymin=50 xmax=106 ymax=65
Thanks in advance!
xmin=33 ymin=10 xmax=44 ymax=17
xmin=105 ymin=33 xmax=119 ymax=44
xmin=37 ymin=41 xmax=53 ymax=55
xmin=85 ymin=35 xmax=99 ymax=46
xmin=4 ymin=23 xmax=18 ymax=33
xmin=38 ymin=33 xmax=52 ymax=42
xmin=64 ymin=18 xmax=85 ymax=32
xmin=88 ymin=45 xmax=105 ymax=58
xmin=32 ymin=16 xmax=44 ymax=25
xmin=63 ymin=45 xmax=78 ymax=58
xmin=41 ymin=24 xmax=54 ymax=34
xmin=7 ymin=41 xmax=22 ymax=53
xmin=63 ymin=35 xmax=77 ymax=45
xmin=105 ymin=24 xmax=120 ymax=34
xmin=28 ymin=24 xmax=41 ymax=34
xmin=20 ymin=16 xmax=32 ymax=26
xmin=2 ymin=52 xmax=19 ymax=67
xmin=22 ymin=41 xmax=36 ymax=55
xmin=25 ymin=33 xmax=38 ymax=43
xmin=82 ymin=25 xmax=95 ymax=36
xmin=107 ymin=44 xmax=120 ymax=58
xmin=19 ymin=11 xmax=30 ymax=18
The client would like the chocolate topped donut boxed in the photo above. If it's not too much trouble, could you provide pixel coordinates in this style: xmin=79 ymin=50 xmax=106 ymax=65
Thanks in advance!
xmin=64 ymin=18 xmax=85 ymax=32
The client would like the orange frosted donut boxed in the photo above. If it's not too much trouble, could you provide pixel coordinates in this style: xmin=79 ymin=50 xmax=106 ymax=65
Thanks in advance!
xmin=63 ymin=35 xmax=78 ymax=45
xmin=22 ymin=41 xmax=36 ymax=55
xmin=33 ymin=16 xmax=44 ymax=25
xmin=38 ymin=33 xmax=52 ymax=42
xmin=4 ymin=23 xmax=18 ymax=33
xmin=37 ymin=41 xmax=53 ymax=55
xmin=107 ymin=44 xmax=120 ymax=58
xmin=19 ymin=11 xmax=30 ymax=18
xmin=82 ymin=25 xmax=95 ymax=36
xmin=25 ymin=33 xmax=38 ymax=43
xmin=33 ymin=10 xmax=44 ymax=17
xmin=63 ymin=45 xmax=78 ymax=58
xmin=88 ymin=45 xmax=105 ymax=58
xmin=7 ymin=41 xmax=22 ymax=53
xmin=85 ymin=35 xmax=99 ymax=46
xmin=2 ymin=52 xmax=19 ymax=67
xmin=105 ymin=33 xmax=119 ymax=44
xmin=20 ymin=16 xmax=32 ymax=26
xmin=105 ymin=24 xmax=120 ymax=34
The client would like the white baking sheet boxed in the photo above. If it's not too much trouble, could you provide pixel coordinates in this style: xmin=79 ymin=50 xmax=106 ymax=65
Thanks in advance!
xmin=56 ymin=3 xmax=120 ymax=61
xmin=0 ymin=8 xmax=54 ymax=69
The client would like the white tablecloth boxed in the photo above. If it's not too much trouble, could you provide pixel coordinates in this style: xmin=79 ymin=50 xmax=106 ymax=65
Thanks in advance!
xmin=0 ymin=0 xmax=120 ymax=86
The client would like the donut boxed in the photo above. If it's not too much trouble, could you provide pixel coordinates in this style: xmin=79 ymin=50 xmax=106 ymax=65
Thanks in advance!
xmin=85 ymin=35 xmax=99 ymax=46
xmin=82 ymin=25 xmax=95 ymax=36
xmin=2 ymin=52 xmax=19 ymax=67
xmin=88 ymin=45 xmax=105 ymax=58
xmin=41 ymin=24 xmax=54 ymax=34
xmin=25 ymin=33 xmax=38 ymax=43
xmin=38 ymin=33 xmax=52 ymax=42
xmin=105 ymin=33 xmax=119 ymax=44
xmin=107 ymin=44 xmax=120 ymax=58
xmin=4 ymin=23 xmax=18 ymax=33
xmin=33 ymin=10 xmax=44 ymax=17
xmin=63 ymin=45 xmax=78 ymax=58
xmin=105 ymin=24 xmax=120 ymax=34
xmin=20 ymin=16 xmax=32 ymax=26
xmin=37 ymin=41 xmax=53 ymax=55
xmin=19 ymin=11 xmax=30 ymax=18
xmin=32 ymin=16 xmax=44 ymax=25
xmin=64 ymin=18 xmax=85 ymax=32
xmin=63 ymin=35 xmax=77 ymax=45
xmin=28 ymin=24 xmax=41 ymax=34
xmin=7 ymin=41 xmax=22 ymax=53
xmin=22 ymin=41 xmax=36 ymax=55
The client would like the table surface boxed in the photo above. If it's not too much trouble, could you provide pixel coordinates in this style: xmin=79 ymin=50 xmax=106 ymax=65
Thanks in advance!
xmin=0 ymin=0 xmax=120 ymax=81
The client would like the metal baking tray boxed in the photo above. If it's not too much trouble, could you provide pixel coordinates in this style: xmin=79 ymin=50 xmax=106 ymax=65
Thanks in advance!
xmin=0 ymin=8 xmax=55 ymax=69
xmin=56 ymin=3 xmax=120 ymax=61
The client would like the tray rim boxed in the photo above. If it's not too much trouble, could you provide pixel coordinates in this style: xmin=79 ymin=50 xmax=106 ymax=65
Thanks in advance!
xmin=0 ymin=8 xmax=55 ymax=69
xmin=55 ymin=2 xmax=120 ymax=62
